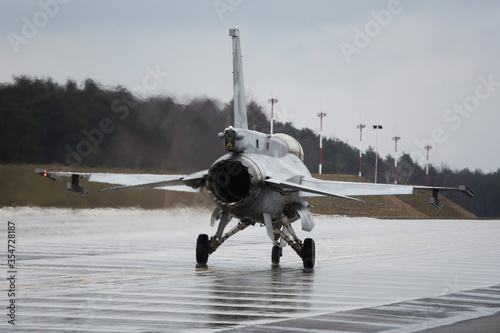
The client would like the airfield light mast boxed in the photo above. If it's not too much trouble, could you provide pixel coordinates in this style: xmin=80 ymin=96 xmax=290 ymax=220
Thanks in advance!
xmin=425 ymin=144 xmax=432 ymax=186
xmin=268 ymin=98 xmax=278 ymax=135
xmin=392 ymin=136 xmax=401 ymax=184
xmin=317 ymin=112 xmax=327 ymax=174
xmin=373 ymin=125 xmax=383 ymax=183
xmin=356 ymin=124 xmax=366 ymax=177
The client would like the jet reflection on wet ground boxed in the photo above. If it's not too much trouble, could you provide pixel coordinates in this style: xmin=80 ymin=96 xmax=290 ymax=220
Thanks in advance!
xmin=1 ymin=207 xmax=499 ymax=332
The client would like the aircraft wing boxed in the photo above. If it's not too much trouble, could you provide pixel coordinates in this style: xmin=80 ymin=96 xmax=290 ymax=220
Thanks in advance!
xmin=266 ymin=175 xmax=473 ymax=210
xmin=34 ymin=169 xmax=207 ymax=195
xmin=298 ymin=176 xmax=415 ymax=197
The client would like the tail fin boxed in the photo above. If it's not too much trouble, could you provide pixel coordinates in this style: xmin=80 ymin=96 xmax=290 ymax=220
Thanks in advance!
xmin=229 ymin=27 xmax=248 ymax=129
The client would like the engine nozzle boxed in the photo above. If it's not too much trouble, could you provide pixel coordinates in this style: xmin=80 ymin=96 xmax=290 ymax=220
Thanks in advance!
xmin=206 ymin=157 xmax=262 ymax=208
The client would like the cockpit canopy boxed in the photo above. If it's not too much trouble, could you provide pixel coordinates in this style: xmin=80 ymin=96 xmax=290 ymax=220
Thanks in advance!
xmin=272 ymin=133 xmax=305 ymax=161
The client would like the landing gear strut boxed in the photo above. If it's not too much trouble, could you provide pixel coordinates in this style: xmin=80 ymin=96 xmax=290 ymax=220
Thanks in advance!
xmin=271 ymin=225 xmax=316 ymax=269
xmin=196 ymin=211 xmax=316 ymax=269
xmin=195 ymin=221 xmax=252 ymax=265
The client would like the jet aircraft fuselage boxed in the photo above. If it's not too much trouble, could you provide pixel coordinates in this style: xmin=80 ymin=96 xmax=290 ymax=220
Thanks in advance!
xmin=206 ymin=128 xmax=309 ymax=222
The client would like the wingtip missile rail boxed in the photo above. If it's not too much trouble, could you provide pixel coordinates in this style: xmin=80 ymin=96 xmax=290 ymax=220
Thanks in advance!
xmin=35 ymin=169 xmax=89 ymax=195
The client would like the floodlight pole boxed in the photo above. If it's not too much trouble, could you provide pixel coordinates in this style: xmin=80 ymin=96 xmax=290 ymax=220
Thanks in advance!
xmin=268 ymin=98 xmax=278 ymax=135
xmin=373 ymin=125 xmax=383 ymax=183
xmin=425 ymin=144 xmax=432 ymax=186
xmin=356 ymin=124 xmax=366 ymax=177
xmin=392 ymin=136 xmax=401 ymax=184
xmin=317 ymin=112 xmax=327 ymax=174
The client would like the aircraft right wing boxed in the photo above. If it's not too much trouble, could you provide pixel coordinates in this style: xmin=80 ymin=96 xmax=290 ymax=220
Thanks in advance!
xmin=35 ymin=169 xmax=207 ymax=195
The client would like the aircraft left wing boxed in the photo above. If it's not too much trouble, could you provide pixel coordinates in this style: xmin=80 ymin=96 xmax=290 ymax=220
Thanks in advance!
xmin=298 ymin=176 xmax=415 ymax=197
xmin=266 ymin=175 xmax=473 ymax=210
xmin=34 ymin=169 xmax=207 ymax=195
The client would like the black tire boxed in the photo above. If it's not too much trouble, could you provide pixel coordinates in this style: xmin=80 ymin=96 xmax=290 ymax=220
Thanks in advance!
xmin=302 ymin=238 xmax=315 ymax=269
xmin=196 ymin=234 xmax=210 ymax=265
xmin=271 ymin=245 xmax=281 ymax=265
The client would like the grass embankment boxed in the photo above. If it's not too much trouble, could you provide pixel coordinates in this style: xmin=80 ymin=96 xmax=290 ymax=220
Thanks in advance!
xmin=0 ymin=165 xmax=476 ymax=219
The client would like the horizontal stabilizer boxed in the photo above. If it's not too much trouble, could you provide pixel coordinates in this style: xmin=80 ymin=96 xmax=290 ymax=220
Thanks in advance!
xmin=266 ymin=178 xmax=363 ymax=202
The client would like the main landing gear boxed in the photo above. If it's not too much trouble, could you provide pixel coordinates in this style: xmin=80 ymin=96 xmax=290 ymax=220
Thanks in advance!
xmin=271 ymin=245 xmax=281 ymax=265
xmin=196 ymin=218 xmax=316 ymax=269
xmin=196 ymin=219 xmax=252 ymax=266
xmin=301 ymin=238 xmax=315 ymax=269
xmin=268 ymin=213 xmax=316 ymax=269
xmin=270 ymin=239 xmax=316 ymax=269
xmin=196 ymin=234 xmax=210 ymax=265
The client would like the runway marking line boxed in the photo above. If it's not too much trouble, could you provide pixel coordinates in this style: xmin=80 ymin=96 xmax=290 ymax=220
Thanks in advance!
xmin=0 ymin=268 xmax=227 ymax=290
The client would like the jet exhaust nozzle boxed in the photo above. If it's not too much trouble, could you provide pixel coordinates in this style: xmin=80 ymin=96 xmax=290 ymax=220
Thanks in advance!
xmin=206 ymin=156 xmax=262 ymax=208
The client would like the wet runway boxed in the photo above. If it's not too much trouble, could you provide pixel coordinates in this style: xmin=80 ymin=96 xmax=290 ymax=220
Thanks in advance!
xmin=1 ymin=207 xmax=499 ymax=332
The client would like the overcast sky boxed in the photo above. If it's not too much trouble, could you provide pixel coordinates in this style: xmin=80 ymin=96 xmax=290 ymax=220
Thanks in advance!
xmin=2 ymin=0 xmax=499 ymax=172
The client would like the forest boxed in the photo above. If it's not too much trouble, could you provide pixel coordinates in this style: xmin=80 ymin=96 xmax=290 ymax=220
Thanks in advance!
xmin=0 ymin=76 xmax=498 ymax=217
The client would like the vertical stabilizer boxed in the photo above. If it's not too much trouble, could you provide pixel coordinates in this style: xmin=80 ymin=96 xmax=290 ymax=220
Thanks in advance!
xmin=229 ymin=27 xmax=248 ymax=129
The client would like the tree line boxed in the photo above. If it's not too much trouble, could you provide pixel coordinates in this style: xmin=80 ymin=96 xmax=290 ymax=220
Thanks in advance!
xmin=1 ymin=76 xmax=498 ymax=217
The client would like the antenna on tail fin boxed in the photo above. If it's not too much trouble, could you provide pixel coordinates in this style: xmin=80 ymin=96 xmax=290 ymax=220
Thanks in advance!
xmin=229 ymin=27 xmax=248 ymax=129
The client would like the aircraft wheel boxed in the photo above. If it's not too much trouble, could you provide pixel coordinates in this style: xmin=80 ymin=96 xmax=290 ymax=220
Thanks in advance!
xmin=196 ymin=234 xmax=210 ymax=265
xmin=302 ymin=238 xmax=315 ymax=269
xmin=271 ymin=245 xmax=281 ymax=265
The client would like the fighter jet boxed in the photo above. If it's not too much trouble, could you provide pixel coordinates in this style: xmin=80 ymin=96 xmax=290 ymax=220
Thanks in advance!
xmin=36 ymin=28 xmax=473 ymax=269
